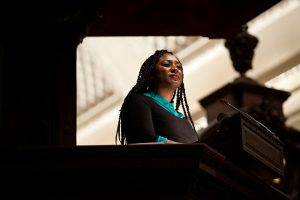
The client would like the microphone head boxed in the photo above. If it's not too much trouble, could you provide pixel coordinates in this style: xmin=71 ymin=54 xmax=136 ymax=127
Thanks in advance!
xmin=217 ymin=112 xmax=231 ymax=122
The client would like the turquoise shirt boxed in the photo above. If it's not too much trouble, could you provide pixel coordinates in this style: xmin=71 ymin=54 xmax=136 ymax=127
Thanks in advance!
xmin=143 ymin=92 xmax=184 ymax=119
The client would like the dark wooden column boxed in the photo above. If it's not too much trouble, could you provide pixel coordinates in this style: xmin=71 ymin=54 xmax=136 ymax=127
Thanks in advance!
xmin=0 ymin=3 xmax=102 ymax=146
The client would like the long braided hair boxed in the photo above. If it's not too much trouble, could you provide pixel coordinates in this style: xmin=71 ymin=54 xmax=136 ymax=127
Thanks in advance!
xmin=115 ymin=49 xmax=196 ymax=145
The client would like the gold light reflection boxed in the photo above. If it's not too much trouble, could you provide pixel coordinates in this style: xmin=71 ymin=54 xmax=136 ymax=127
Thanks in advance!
xmin=272 ymin=178 xmax=281 ymax=184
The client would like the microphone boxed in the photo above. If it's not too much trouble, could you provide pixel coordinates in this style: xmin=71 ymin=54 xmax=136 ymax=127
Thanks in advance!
xmin=219 ymin=99 xmax=277 ymax=138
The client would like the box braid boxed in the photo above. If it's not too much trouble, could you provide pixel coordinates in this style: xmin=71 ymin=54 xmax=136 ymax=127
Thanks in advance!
xmin=174 ymin=83 xmax=196 ymax=131
xmin=116 ymin=50 xmax=195 ymax=145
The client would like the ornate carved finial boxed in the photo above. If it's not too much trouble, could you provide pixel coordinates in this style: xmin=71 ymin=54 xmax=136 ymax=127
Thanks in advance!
xmin=225 ymin=25 xmax=259 ymax=76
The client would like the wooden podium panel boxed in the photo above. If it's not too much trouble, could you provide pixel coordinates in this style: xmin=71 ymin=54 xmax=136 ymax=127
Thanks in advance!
xmin=241 ymin=117 xmax=284 ymax=176
xmin=199 ymin=112 xmax=285 ymax=181
xmin=0 ymin=144 xmax=290 ymax=200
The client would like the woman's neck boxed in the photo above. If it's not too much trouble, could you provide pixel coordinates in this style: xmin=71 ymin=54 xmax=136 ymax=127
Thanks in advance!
xmin=154 ymin=88 xmax=175 ymax=102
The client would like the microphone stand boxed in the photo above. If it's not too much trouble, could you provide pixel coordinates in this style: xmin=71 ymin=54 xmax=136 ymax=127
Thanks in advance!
xmin=219 ymin=99 xmax=277 ymax=138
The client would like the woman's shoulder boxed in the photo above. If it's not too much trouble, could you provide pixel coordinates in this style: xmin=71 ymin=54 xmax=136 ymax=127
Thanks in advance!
xmin=125 ymin=93 xmax=154 ymax=105
xmin=122 ymin=93 xmax=155 ymax=111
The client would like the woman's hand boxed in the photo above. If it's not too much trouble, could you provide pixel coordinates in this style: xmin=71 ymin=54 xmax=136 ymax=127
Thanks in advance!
xmin=165 ymin=139 xmax=182 ymax=144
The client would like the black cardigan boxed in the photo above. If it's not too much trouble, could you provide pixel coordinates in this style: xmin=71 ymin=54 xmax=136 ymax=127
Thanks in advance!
xmin=122 ymin=93 xmax=199 ymax=143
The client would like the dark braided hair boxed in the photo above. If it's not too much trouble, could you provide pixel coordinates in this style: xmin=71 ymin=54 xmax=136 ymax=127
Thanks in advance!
xmin=115 ymin=49 xmax=196 ymax=145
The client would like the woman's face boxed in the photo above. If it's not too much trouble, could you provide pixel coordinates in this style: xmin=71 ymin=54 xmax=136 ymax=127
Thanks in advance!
xmin=152 ymin=53 xmax=183 ymax=90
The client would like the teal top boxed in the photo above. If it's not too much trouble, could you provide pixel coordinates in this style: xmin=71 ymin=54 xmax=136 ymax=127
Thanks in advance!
xmin=143 ymin=92 xmax=184 ymax=119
